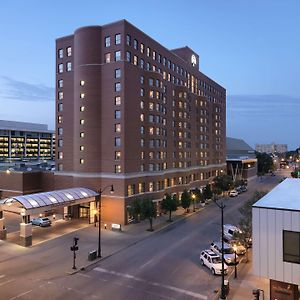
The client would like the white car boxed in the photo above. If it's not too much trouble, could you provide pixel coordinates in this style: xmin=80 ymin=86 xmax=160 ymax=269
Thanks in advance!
xmin=223 ymin=234 xmax=246 ymax=255
xmin=223 ymin=224 xmax=252 ymax=248
xmin=229 ymin=190 xmax=238 ymax=197
xmin=200 ymin=249 xmax=228 ymax=275
xmin=210 ymin=241 xmax=238 ymax=265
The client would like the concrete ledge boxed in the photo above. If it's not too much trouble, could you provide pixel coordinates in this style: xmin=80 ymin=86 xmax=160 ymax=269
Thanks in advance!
xmin=20 ymin=235 xmax=32 ymax=247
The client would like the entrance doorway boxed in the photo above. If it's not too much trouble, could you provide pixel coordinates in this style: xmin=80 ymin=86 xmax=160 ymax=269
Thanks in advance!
xmin=79 ymin=204 xmax=90 ymax=219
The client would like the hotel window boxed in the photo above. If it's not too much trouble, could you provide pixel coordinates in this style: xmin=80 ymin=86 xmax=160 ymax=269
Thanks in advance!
xmin=115 ymin=151 xmax=121 ymax=160
xmin=140 ymin=58 xmax=144 ymax=69
xmin=140 ymin=88 xmax=145 ymax=97
xmin=140 ymin=114 xmax=144 ymax=122
xmin=58 ymin=64 xmax=63 ymax=73
xmin=115 ymin=50 xmax=121 ymax=61
xmin=152 ymin=51 xmax=156 ymax=60
xmin=140 ymin=164 xmax=145 ymax=171
xmin=138 ymin=182 xmax=145 ymax=193
xmin=149 ymin=90 xmax=154 ymax=98
xmin=58 ymin=115 xmax=62 ymax=123
xmin=146 ymin=47 xmax=150 ymax=57
xmin=58 ymin=139 xmax=63 ymax=147
xmin=141 ymin=151 xmax=145 ymax=159
xmin=140 ymin=139 xmax=144 ymax=147
xmin=66 ymin=62 xmax=72 ymax=72
xmin=58 ymin=92 xmax=63 ymax=100
xmin=133 ymin=55 xmax=138 ymax=65
xmin=149 ymin=78 xmax=154 ymax=86
xmin=105 ymin=53 xmax=111 ymax=63
xmin=158 ymin=54 xmax=161 ymax=63
xmin=58 ymin=128 xmax=63 ymax=135
xmin=80 ymin=80 xmax=85 ymax=86
xmin=126 ymin=51 xmax=131 ymax=62
xmin=58 ymin=49 xmax=63 ymax=59
xmin=80 ymin=158 xmax=84 ymax=164
xmin=58 ymin=103 xmax=63 ymax=112
xmin=58 ymin=164 xmax=63 ymax=171
xmin=105 ymin=36 xmax=111 ymax=47
xmin=149 ymin=102 xmax=154 ymax=110
xmin=115 ymin=96 xmax=121 ymax=106
xmin=80 ymin=145 xmax=84 ymax=151
xmin=80 ymin=119 xmax=85 ymax=125
xmin=67 ymin=47 xmax=72 ymax=57
xmin=115 ymin=137 xmax=121 ymax=147
xmin=115 ymin=165 xmax=121 ymax=173
xmin=115 ymin=123 xmax=121 ymax=133
xmin=149 ymin=182 xmax=154 ymax=191
xmin=115 ymin=68 xmax=121 ymax=78
xmin=133 ymin=39 xmax=138 ymax=49
xmin=115 ymin=110 xmax=121 ymax=119
xmin=140 ymin=43 xmax=144 ymax=53
xmin=140 ymin=126 xmax=145 ymax=134
xmin=80 ymin=106 xmax=85 ymax=112
xmin=140 ymin=76 xmax=144 ymax=84
xmin=146 ymin=62 xmax=150 ymax=71
xmin=58 ymin=79 xmax=63 ymax=88
xmin=80 ymin=93 xmax=85 ymax=99
xmin=140 ymin=101 xmax=144 ymax=109
xmin=126 ymin=34 xmax=131 ymax=46
xmin=115 ymin=33 xmax=121 ymax=45
xmin=80 ymin=132 xmax=85 ymax=138
xmin=115 ymin=82 xmax=121 ymax=92
xmin=283 ymin=230 xmax=300 ymax=264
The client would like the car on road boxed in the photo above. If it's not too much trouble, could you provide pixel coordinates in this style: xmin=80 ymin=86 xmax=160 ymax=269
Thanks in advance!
xmin=200 ymin=249 xmax=228 ymax=275
xmin=239 ymin=185 xmax=247 ymax=192
xmin=223 ymin=235 xmax=246 ymax=255
xmin=31 ymin=217 xmax=52 ymax=227
xmin=210 ymin=241 xmax=238 ymax=265
xmin=229 ymin=190 xmax=238 ymax=197
xmin=223 ymin=224 xmax=252 ymax=248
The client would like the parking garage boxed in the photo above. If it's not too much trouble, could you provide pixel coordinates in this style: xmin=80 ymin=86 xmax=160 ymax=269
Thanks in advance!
xmin=0 ymin=187 xmax=99 ymax=246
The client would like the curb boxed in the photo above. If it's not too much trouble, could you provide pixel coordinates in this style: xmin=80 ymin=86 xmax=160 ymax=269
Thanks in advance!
xmin=67 ymin=206 xmax=206 ymax=274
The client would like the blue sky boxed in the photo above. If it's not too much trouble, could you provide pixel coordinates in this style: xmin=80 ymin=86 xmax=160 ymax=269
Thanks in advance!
xmin=0 ymin=0 xmax=299 ymax=149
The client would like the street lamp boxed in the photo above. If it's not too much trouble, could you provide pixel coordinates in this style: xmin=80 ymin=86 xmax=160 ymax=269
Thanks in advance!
xmin=233 ymin=244 xmax=238 ymax=279
xmin=192 ymin=193 xmax=196 ymax=212
xmin=214 ymin=199 xmax=226 ymax=299
xmin=96 ymin=184 xmax=114 ymax=258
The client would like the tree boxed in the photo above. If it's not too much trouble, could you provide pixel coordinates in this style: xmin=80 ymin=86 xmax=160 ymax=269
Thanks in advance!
xmin=202 ymin=184 xmax=213 ymax=201
xmin=141 ymin=198 xmax=157 ymax=231
xmin=291 ymin=168 xmax=300 ymax=178
xmin=256 ymin=152 xmax=274 ymax=175
xmin=234 ymin=191 xmax=267 ymax=261
xmin=213 ymin=174 xmax=233 ymax=194
xmin=129 ymin=199 xmax=142 ymax=222
xmin=161 ymin=193 xmax=178 ymax=222
xmin=181 ymin=189 xmax=191 ymax=212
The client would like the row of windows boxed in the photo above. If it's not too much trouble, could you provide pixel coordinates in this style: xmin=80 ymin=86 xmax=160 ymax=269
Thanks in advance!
xmin=58 ymin=62 xmax=72 ymax=73
xmin=58 ymin=47 xmax=72 ymax=59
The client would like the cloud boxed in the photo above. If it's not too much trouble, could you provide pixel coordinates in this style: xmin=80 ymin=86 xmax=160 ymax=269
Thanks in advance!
xmin=0 ymin=76 xmax=54 ymax=102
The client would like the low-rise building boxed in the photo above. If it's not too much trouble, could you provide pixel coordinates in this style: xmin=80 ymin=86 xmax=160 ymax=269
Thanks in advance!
xmin=255 ymin=143 xmax=288 ymax=154
xmin=253 ymin=178 xmax=300 ymax=299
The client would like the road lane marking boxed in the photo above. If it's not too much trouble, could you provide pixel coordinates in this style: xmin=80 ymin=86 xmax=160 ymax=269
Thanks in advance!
xmin=140 ymin=258 xmax=155 ymax=269
xmin=8 ymin=290 xmax=32 ymax=300
xmin=94 ymin=267 xmax=208 ymax=300
xmin=0 ymin=279 xmax=15 ymax=286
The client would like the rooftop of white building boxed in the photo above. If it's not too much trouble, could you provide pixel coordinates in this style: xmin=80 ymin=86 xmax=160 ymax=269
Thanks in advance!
xmin=253 ymin=178 xmax=300 ymax=211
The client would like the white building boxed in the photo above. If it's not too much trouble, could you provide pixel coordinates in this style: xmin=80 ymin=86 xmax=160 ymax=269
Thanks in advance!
xmin=253 ymin=178 xmax=300 ymax=299
xmin=255 ymin=143 xmax=288 ymax=154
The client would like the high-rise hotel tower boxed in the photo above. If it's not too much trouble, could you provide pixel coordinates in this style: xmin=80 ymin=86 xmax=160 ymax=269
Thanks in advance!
xmin=55 ymin=20 xmax=226 ymax=224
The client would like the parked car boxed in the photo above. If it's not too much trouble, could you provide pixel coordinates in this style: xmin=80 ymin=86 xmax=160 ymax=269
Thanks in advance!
xmin=223 ymin=234 xmax=246 ymax=255
xmin=31 ymin=217 xmax=52 ymax=227
xmin=210 ymin=241 xmax=238 ymax=265
xmin=240 ymin=185 xmax=247 ymax=192
xmin=223 ymin=224 xmax=252 ymax=248
xmin=229 ymin=190 xmax=238 ymax=197
xmin=200 ymin=249 xmax=228 ymax=275
xmin=236 ymin=186 xmax=243 ymax=194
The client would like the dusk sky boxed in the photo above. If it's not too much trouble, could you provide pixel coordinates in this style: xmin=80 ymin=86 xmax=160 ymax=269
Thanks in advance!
xmin=0 ymin=0 xmax=299 ymax=149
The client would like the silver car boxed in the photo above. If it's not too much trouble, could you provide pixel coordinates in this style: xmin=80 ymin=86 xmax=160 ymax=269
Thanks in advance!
xmin=210 ymin=241 xmax=238 ymax=265
xmin=31 ymin=217 xmax=52 ymax=227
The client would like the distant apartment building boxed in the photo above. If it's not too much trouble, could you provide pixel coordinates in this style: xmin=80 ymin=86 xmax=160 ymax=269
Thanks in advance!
xmin=255 ymin=143 xmax=287 ymax=154
xmin=54 ymin=20 xmax=226 ymax=224
xmin=0 ymin=120 xmax=55 ymax=161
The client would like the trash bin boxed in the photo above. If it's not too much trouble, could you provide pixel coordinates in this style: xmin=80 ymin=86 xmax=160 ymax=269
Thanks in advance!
xmin=224 ymin=280 xmax=230 ymax=296
xmin=88 ymin=250 xmax=97 ymax=261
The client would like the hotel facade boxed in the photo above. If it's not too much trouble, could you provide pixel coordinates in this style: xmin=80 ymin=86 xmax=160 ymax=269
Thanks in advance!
xmin=53 ymin=20 xmax=226 ymax=224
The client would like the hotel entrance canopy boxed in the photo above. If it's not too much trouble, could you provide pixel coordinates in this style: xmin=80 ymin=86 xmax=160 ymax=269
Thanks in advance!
xmin=0 ymin=187 xmax=98 ymax=215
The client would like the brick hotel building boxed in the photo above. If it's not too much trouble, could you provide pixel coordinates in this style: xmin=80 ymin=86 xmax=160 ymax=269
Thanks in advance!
xmin=55 ymin=20 xmax=226 ymax=224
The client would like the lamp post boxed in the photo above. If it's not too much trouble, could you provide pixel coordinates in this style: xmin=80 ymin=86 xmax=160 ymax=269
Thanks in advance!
xmin=214 ymin=199 xmax=226 ymax=299
xmin=233 ymin=244 xmax=238 ymax=279
xmin=192 ymin=193 xmax=196 ymax=212
xmin=96 ymin=184 xmax=114 ymax=258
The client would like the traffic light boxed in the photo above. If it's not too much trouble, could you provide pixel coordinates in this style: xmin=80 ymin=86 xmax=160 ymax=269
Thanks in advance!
xmin=252 ymin=289 xmax=260 ymax=300
xmin=74 ymin=237 xmax=79 ymax=246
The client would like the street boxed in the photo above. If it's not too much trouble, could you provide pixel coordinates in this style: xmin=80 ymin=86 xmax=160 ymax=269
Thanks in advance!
xmin=0 ymin=174 xmax=283 ymax=300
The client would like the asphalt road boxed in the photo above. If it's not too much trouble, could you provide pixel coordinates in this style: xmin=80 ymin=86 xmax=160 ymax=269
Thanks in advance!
xmin=0 ymin=174 xmax=283 ymax=300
